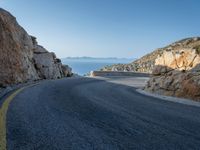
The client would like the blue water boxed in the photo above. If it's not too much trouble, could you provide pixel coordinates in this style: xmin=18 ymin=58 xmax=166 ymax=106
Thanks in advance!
xmin=62 ymin=58 xmax=133 ymax=75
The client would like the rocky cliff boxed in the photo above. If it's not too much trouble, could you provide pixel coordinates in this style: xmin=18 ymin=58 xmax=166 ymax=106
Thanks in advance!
xmin=102 ymin=37 xmax=200 ymax=73
xmin=0 ymin=8 xmax=72 ymax=86
xmin=145 ymin=37 xmax=200 ymax=101
xmin=102 ymin=37 xmax=200 ymax=100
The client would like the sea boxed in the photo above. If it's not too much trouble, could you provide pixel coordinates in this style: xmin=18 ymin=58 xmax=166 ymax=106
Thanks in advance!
xmin=61 ymin=57 xmax=133 ymax=76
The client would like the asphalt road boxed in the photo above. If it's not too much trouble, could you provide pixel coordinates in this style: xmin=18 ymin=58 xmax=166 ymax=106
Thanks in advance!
xmin=2 ymin=77 xmax=200 ymax=150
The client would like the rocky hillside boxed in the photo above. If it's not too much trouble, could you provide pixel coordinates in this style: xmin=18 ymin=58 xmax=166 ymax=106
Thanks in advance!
xmin=102 ymin=37 xmax=200 ymax=73
xmin=145 ymin=65 xmax=200 ymax=101
xmin=145 ymin=38 xmax=200 ymax=101
xmin=0 ymin=8 xmax=72 ymax=86
xmin=101 ymin=37 xmax=200 ymax=101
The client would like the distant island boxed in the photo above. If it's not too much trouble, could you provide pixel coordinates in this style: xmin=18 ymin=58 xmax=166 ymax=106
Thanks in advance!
xmin=61 ymin=57 xmax=135 ymax=75
xmin=62 ymin=57 xmax=135 ymax=61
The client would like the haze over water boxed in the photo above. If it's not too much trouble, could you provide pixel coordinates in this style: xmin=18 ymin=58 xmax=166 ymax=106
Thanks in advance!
xmin=62 ymin=57 xmax=133 ymax=75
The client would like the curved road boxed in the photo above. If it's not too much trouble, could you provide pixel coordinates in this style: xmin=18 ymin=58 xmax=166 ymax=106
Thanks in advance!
xmin=2 ymin=77 xmax=200 ymax=149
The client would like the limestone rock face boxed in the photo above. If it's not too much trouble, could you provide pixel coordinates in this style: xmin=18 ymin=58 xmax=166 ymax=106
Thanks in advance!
xmin=0 ymin=8 xmax=39 ymax=85
xmin=155 ymin=48 xmax=200 ymax=71
xmin=32 ymin=41 xmax=64 ymax=79
xmin=0 ymin=8 xmax=72 ymax=86
xmin=145 ymin=69 xmax=200 ymax=101
xmin=102 ymin=37 xmax=200 ymax=73
xmin=145 ymin=38 xmax=200 ymax=101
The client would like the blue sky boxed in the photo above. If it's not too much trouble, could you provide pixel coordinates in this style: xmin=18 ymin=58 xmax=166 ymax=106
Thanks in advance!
xmin=1 ymin=0 xmax=200 ymax=58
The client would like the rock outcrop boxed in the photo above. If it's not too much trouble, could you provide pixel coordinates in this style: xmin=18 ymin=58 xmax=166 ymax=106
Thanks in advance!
xmin=101 ymin=49 xmax=162 ymax=72
xmin=145 ymin=67 xmax=200 ymax=101
xmin=145 ymin=37 xmax=200 ymax=101
xmin=102 ymin=37 xmax=200 ymax=73
xmin=0 ymin=8 xmax=72 ymax=86
xmin=101 ymin=37 xmax=200 ymax=101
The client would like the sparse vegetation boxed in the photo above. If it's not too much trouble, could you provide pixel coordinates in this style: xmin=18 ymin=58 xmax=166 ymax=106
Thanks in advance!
xmin=194 ymin=45 xmax=200 ymax=54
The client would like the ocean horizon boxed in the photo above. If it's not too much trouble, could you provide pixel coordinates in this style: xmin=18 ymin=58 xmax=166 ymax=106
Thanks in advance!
xmin=61 ymin=57 xmax=133 ymax=75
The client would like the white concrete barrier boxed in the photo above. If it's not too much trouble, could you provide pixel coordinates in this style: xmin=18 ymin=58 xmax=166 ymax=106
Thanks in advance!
xmin=90 ymin=71 xmax=150 ymax=77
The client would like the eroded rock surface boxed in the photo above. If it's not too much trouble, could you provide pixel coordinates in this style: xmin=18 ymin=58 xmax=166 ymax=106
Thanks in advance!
xmin=145 ymin=67 xmax=200 ymax=101
xmin=145 ymin=38 xmax=200 ymax=101
xmin=101 ymin=36 xmax=200 ymax=100
xmin=102 ymin=37 xmax=200 ymax=73
xmin=155 ymin=48 xmax=200 ymax=71
xmin=0 ymin=8 xmax=72 ymax=86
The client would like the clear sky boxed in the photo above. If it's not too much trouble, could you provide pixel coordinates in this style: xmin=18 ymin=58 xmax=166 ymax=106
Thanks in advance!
xmin=1 ymin=0 xmax=200 ymax=58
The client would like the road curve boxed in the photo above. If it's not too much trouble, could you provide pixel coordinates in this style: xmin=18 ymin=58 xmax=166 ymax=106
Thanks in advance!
xmin=2 ymin=77 xmax=200 ymax=150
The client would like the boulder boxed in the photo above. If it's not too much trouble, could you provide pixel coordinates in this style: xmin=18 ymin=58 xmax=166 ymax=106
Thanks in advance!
xmin=152 ymin=65 xmax=173 ymax=76
xmin=62 ymin=65 xmax=73 ymax=77
xmin=145 ymin=64 xmax=200 ymax=101
xmin=33 ymin=52 xmax=62 ymax=79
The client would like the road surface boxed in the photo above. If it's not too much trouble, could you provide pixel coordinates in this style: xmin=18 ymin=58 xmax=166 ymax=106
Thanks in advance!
xmin=1 ymin=77 xmax=200 ymax=150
